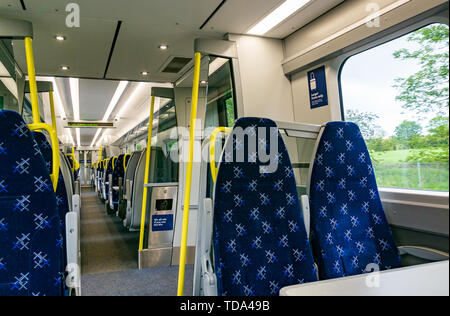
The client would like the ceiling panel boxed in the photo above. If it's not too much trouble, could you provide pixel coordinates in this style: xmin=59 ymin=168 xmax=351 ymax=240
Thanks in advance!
xmin=201 ymin=0 xmax=284 ymax=34
xmin=0 ymin=0 xmax=22 ymax=11
xmin=265 ymin=0 xmax=344 ymax=38
xmin=79 ymin=79 xmax=119 ymax=121
xmin=6 ymin=0 xmax=224 ymax=82
xmin=204 ymin=0 xmax=344 ymax=39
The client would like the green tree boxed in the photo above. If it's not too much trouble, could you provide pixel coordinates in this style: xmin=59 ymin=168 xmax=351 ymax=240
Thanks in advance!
xmin=345 ymin=109 xmax=385 ymax=139
xmin=395 ymin=120 xmax=422 ymax=148
xmin=393 ymin=24 xmax=449 ymax=115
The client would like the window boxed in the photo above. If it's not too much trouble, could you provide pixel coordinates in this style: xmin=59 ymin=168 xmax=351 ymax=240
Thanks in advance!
xmin=340 ymin=24 xmax=449 ymax=192
xmin=205 ymin=57 xmax=237 ymax=131
xmin=0 ymin=39 xmax=19 ymax=113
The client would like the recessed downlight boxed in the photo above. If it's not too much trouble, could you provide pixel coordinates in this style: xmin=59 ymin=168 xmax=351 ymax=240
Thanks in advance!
xmin=55 ymin=35 xmax=66 ymax=41
xmin=159 ymin=44 xmax=168 ymax=50
xmin=141 ymin=71 xmax=149 ymax=76
xmin=201 ymin=80 xmax=207 ymax=85
xmin=61 ymin=65 xmax=70 ymax=71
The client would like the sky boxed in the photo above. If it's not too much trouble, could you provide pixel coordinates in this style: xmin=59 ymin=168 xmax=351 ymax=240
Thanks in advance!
xmin=340 ymin=24 xmax=447 ymax=137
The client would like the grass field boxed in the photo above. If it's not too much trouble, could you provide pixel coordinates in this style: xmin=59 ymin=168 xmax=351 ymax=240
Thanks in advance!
xmin=370 ymin=149 xmax=449 ymax=191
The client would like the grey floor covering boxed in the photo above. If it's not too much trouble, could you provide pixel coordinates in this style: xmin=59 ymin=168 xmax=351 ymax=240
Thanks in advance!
xmin=80 ymin=188 xmax=193 ymax=296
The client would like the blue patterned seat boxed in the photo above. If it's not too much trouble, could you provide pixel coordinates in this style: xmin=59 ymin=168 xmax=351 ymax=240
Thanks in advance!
xmin=111 ymin=154 xmax=125 ymax=210
xmin=0 ymin=110 xmax=64 ymax=296
xmin=309 ymin=122 xmax=401 ymax=280
xmin=32 ymin=132 xmax=70 ymax=268
xmin=213 ymin=117 xmax=317 ymax=296
xmin=104 ymin=158 xmax=114 ymax=201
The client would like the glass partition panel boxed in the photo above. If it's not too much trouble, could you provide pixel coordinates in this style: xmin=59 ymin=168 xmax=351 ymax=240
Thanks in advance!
xmin=205 ymin=57 xmax=236 ymax=131
xmin=0 ymin=39 xmax=19 ymax=113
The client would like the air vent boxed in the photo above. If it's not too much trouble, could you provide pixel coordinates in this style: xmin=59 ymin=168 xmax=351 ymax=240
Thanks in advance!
xmin=161 ymin=57 xmax=192 ymax=74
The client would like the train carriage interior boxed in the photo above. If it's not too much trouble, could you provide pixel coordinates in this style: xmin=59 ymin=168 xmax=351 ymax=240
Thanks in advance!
xmin=0 ymin=0 xmax=449 ymax=298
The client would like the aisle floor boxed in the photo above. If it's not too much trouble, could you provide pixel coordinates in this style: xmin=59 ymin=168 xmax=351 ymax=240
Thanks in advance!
xmin=80 ymin=188 xmax=193 ymax=296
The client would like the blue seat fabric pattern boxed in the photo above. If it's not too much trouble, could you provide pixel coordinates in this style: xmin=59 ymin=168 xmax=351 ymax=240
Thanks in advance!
xmin=309 ymin=122 xmax=401 ymax=280
xmin=32 ymin=132 xmax=70 ymax=270
xmin=0 ymin=110 xmax=64 ymax=296
xmin=213 ymin=117 xmax=317 ymax=296
xmin=112 ymin=154 xmax=125 ymax=207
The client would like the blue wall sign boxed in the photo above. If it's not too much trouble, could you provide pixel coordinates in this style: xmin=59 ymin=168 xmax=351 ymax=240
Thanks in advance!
xmin=308 ymin=66 xmax=328 ymax=109
xmin=152 ymin=214 xmax=174 ymax=232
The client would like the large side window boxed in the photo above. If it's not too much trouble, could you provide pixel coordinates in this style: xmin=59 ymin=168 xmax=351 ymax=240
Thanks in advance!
xmin=340 ymin=24 xmax=449 ymax=192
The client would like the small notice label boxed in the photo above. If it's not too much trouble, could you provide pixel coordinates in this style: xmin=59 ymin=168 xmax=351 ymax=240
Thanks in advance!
xmin=152 ymin=214 xmax=174 ymax=232
xmin=308 ymin=66 xmax=329 ymax=109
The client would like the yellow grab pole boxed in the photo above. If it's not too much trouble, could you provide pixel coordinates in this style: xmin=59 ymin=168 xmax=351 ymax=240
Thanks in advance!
xmin=177 ymin=51 xmax=202 ymax=296
xmin=138 ymin=95 xmax=156 ymax=251
xmin=24 ymin=37 xmax=41 ymax=124
xmin=49 ymin=91 xmax=57 ymax=133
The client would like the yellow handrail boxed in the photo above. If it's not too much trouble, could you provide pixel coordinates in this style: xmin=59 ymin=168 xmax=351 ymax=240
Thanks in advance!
xmin=177 ymin=51 xmax=202 ymax=296
xmin=49 ymin=91 xmax=57 ymax=133
xmin=210 ymin=127 xmax=232 ymax=183
xmin=24 ymin=37 xmax=40 ymax=124
xmin=25 ymin=36 xmax=60 ymax=192
xmin=124 ymin=153 xmax=131 ymax=172
xmin=138 ymin=95 xmax=156 ymax=252
xmin=112 ymin=156 xmax=118 ymax=170
xmin=28 ymin=123 xmax=60 ymax=192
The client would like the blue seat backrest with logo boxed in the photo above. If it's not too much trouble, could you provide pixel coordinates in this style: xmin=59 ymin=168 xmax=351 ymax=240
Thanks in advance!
xmin=32 ymin=132 xmax=70 ymax=268
xmin=213 ymin=117 xmax=317 ymax=296
xmin=112 ymin=154 xmax=125 ymax=204
xmin=0 ymin=110 xmax=64 ymax=296
xmin=104 ymin=158 xmax=114 ymax=199
xmin=309 ymin=122 xmax=401 ymax=280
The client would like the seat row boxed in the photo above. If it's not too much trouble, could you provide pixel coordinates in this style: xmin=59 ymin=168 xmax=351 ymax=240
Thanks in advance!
xmin=0 ymin=110 xmax=81 ymax=296
xmin=194 ymin=117 xmax=449 ymax=296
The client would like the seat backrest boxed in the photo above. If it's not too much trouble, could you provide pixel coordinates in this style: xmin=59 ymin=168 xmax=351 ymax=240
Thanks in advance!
xmin=0 ymin=110 xmax=64 ymax=296
xmin=213 ymin=117 xmax=317 ymax=296
xmin=308 ymin=122 xmax=401 ymax=280
xmin=112 ymin=154 xmax=125 ymax=187
xmin=32 ymin=132 xmax=70 ymax=267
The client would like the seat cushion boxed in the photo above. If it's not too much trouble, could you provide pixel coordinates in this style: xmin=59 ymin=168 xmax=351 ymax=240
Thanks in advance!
xmin=0 ymin=110 xmax=64 ymax=296
xmin=309 ymin=122 xmax=401 ymax=280
xmin=213 ymin=117 xmax=317 ymax=296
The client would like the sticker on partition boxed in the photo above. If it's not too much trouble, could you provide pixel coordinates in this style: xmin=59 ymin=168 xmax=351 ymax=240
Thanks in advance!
xmin=308 ymin=66 xmax=328 ymax=109
xmin=152 ymin=214 xmax=174 ymax=232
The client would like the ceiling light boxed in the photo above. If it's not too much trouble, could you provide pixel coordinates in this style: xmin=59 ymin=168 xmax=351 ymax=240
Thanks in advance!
xmin=159 ymin=44 xmax=168 ymax=50
xmin=91 ymin=128 xmax=102 ymax=148
xmin=36 ymin=76 xmax=67 ymax=121
xmin=141 ymin=71 xmax=149 ymax=76
xmin=61 ymin=65 xmax=70 ymax=71
xmin=76 ymin=128 xmax=81 ymax=148
xmin=68 ymin=130 xmax=75 ymax=147
xmin=55 ymin=35 xmax=66 ymax=41
xmin=69 ymin=78 xmax=80 ymax=120
xmin=247 ymin=0 xmax=311 ymax=36
xmin=115 ymin=82 xmax=147 ymax=120
xmin=103 ymin=81 xmax=128 ymax=121
xmin=200 ymin=80 xmax=207 ymax=85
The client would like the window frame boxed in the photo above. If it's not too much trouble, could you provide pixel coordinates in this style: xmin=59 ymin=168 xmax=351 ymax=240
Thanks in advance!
xmin=336 ymin=15 xmax=449 ymax=195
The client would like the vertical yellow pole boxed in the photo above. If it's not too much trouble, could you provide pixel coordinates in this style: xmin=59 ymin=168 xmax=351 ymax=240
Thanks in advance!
xmin=138 ymin=95 xmax=156 ymax=251
xmin=177 ymin=51 xmax=202 ymax=296
xmin=49 ymin=91 xmax=57 ymax=133
xmin=24 ymin=37 xmax=40 ymax=124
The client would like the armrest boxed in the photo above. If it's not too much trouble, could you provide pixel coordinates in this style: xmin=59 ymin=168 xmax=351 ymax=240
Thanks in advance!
xmin=65 ymin=211 xmax=81 ymax=296
xmin=72 ymin=194 xmax=80 ymax=214
xmin=200 ymin=198 xmax=218 ymax=296
xmin=399 ymin=246 xmax=449 ymax=262
xmin=300 ymin=195 xmax=310 ymax=239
